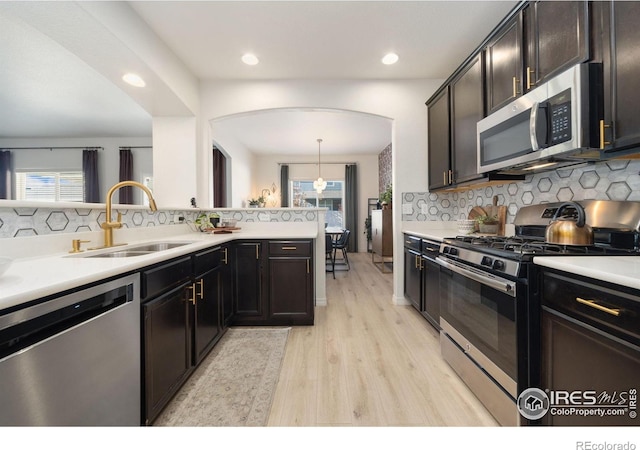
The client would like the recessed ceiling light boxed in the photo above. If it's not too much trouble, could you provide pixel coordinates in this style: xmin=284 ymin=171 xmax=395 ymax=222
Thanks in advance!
xmin=382 ymin=53 xmax=399 ymax=65
xmin=122 ymin=73 xmax=146 ymax=87
xmin=242 ymin=53 xmax=259 ymax=65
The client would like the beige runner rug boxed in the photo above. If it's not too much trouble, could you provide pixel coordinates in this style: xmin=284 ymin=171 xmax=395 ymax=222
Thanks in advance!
xmin=153 ymin=327 xmax=290 ymax=427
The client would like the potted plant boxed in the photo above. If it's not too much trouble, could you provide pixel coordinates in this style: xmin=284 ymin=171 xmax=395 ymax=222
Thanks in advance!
xmin=379 ymin=184 xmax=392 ymax=209
xmin=195 ymin=212 xmax=219 ymax=231
xmin=248 ymin=196 xmax=265 ymax=208
xmin=476 ymin=214 xmax=499 ymax=234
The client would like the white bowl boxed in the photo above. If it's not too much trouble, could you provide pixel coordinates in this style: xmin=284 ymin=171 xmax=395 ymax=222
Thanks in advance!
xmin=0 ymin=257 xmax=12 ymax=277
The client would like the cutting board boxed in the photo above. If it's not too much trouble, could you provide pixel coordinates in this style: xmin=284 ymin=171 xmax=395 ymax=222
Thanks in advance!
xmin=485 ymin=196 xmax=507 ymax=236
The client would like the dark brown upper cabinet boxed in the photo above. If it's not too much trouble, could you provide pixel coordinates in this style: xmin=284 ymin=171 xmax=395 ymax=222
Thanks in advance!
xmin=451 ymin=54 xmax=485 ymax=185
xmin=427 ymin=86 xmax=451 ymax=191
xmin=598 ymin=1 xmax=640 ymax=156
xmin=484 ymin=13 xmax=523 ymax=114
xmin=524 ymin=1 xmax=590 ymax=92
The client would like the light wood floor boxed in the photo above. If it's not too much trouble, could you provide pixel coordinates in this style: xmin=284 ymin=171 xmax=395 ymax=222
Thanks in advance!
xmin=268 ymin=252 xmax=499 ymax=426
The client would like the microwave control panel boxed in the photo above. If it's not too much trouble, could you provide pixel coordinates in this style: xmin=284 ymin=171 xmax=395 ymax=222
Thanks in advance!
xmin=548 ymin=88 xmax=572 ymax=145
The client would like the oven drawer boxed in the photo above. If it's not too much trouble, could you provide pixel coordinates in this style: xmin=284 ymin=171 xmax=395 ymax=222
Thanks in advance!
xmin=542 ymin=269 xmax=640 ymax=346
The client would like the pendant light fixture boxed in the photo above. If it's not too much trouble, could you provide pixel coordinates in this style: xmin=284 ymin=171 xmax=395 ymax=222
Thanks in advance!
xmin=313 ymin=138 xmax=327 ymax=194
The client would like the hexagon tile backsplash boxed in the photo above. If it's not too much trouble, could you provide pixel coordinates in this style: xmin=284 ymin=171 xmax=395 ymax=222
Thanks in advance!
xmin=402 ymin=159 xmax=640 ymax=223
xmin=0 ymin=207 xmax=318 ymax=238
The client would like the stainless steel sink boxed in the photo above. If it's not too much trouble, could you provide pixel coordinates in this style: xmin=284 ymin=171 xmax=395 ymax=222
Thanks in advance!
xmin=80 ymin=241 xmax=194 ymax=258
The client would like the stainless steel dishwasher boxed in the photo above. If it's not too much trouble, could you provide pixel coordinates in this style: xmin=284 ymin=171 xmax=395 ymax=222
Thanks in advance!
xmin=0 ymin=273 xmax=140 ymax=426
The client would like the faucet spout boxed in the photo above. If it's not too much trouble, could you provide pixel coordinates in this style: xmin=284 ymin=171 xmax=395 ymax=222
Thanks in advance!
xmin=98 ymin=181 xmax=158 ymax=249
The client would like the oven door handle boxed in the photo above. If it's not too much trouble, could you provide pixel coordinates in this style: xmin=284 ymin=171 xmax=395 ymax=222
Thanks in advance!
xmin=436 ymin=257 xmax=516 ymax=297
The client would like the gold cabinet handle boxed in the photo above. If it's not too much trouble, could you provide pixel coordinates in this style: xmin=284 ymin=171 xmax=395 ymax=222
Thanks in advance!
xmin=415 ymin=254 xmax=419 ymax=269
xmin=512 ymin=76 xmax=520 ymax=97
xmin=222 ymin=247 xmax=228 ymax=264
xmin=576 ymin=297 xmax=621 ymax=316
xmin=186 ymin=284 xmax=196 ymax=305
xmin=448 ymin=169 xmax=453 ymax=184
xmin=599 ymin=120 xmax=611 ymax=149
xmin=255 ymin=244 xmax=259 ymax=260
xmin=443 ymin=171 xmax=447 ymax=185
xmin=197 ymin=279 xmax=204 ymax=300
xmin=526 ymin=67 xmax=535 ymax=90
xmin=281 ymin=246 xmax=297 ymax=250
xmin=307 ymin=259 xmax=310 ymax=274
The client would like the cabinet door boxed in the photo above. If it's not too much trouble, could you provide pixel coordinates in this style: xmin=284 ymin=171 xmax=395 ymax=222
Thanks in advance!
xmin=371 ymin=210 xmax=383 ymax=256
xmin=421 ymin=256 xmax=441 ymax=330
xmin=232 ymin=241 xmax=265 ymax=320
xmin=268 ymin=257 xmax=314 ymax=325
xmin=143 ymin=282 xmax=192 ymax=425
xmin=451 ymin=54 xmax=484 ymax=184
xmin=541 ymin=309 xmax=640 ymax=426
xmin=526 ymin=1 xmax=589 ymax=90
xmin=221 ymin=245 xmax=234 ymax=327
xmin=485 ymin=13 xmax=523 ymax=114
xmin=404 ymin=249 xmax=421 ymax=311
xmin=601 ymin=1 xmax=640 ymax=154
xmin=427 ymin=86 xmax=451 ymax=191
xmin=193 ymin=266 xmax=222 ymax=364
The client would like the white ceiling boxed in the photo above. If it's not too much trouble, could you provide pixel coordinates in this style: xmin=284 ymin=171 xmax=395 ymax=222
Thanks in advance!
xmin=0 ymin=1 xmax=519 ymax=155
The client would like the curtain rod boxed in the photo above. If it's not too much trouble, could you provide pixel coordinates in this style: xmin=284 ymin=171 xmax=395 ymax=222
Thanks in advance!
xmin=0 ymin=146 xmax=103 ymax=151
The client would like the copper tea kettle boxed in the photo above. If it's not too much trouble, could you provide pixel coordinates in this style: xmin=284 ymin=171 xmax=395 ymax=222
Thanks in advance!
xmin=545 ymin=202 xmax=594 ymax=245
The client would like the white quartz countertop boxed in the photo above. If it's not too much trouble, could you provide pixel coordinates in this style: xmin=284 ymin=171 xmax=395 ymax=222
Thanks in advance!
xmin=534 ymin=256 xmax=640 ymax=291
xmin=401 ymin=222 xmax=458 ymax=242
xmin=0 ymin=222 xmax=318 ymax=312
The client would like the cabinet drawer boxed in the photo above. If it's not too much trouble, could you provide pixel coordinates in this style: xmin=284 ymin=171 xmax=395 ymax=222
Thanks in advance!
xmin=141 ymin=257 xmax=192 ymax=300
xmin=194 ymin=246 xmax=222 ymax=276
xmin=403 ymin=234 xmax=422 ymax=252
xmin=269 ymin=241 xmax=311 ymax=257
xmin=542 ymin=270 xmax=640 ymax=345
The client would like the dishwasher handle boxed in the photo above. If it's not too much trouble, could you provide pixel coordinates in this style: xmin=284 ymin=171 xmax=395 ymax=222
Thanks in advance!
xmin=0 ymin=280 xmax=134 ymax=360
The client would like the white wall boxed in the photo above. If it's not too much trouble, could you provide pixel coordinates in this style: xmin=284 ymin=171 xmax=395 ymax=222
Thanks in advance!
xmin=251 ymin=152 xmax=380 ymax=252
xmin=152 ymin=117 xmax=198 ymax=208
xmin=0 ymin=136 xmax=152 ymax=204
xmin=199 ymin=79 xmax=443 ymax=304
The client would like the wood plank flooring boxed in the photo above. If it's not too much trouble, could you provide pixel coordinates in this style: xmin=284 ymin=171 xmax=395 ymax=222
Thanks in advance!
xmin=268 ymin=252 xmax=499 ymax=426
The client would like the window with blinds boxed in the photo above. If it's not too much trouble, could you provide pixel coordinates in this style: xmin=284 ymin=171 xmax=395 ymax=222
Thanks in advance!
xmin=15 ymin=171 xmax=84 ymax=202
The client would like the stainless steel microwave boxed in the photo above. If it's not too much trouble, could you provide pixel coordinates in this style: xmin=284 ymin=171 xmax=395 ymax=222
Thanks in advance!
xmin=477 ymin=63 xmax=602 ymax=174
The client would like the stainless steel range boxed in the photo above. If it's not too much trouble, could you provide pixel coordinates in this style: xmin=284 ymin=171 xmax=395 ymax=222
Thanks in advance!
xmin=436 ymin=200 xmax=640 ymax=426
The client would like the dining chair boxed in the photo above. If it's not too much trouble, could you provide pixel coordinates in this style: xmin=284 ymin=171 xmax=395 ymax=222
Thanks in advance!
xmin=332 ymin=229 xmax=351 ymax=270
xmin=325 ymin=233 xmax=335 ymax=279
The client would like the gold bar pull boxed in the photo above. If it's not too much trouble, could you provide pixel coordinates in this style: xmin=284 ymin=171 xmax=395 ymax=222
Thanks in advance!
xmin=526 ymin=67 xmax=535 ymax=90
xmin=448 ymin=169 xmax=453 ymax=184
xmin=415 ymin=254 xmax=419 ymax=269
xmin=255 ymin=244 xmax=259 ymax=260
xmin=186 ymin=284 xmax=196 ymax=304
xmin=512 ymin=76 xmax=520 ymax=97
xmin=307 ymin=259 xmax=310 ymax=274
xmin=576 ymin=297 xmax=621 ymax=316
xmin=222 ymin=247 xmax=228 ymax=264
xmin=443 ymin=171 xmax=447 ymax=185
xmin=599 ymin=120 xmax=611 ymax=149
xmin=197 ymin=279 xmax=204 ymax=300
xmin=281 ymin=246 xmax=297 ymax=250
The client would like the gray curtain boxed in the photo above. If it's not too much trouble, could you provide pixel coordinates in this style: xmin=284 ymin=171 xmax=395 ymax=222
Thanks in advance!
xmin=119 ymin=148 xmax=134 ymax=204
xmin=0 ymin=150 xmax=12 ymax=200
xmin=280 ymin=164 xmax=289 ymax=207
xmin=82 ymin=149 xmax=100 ymax=203
xmin=212 ymin=146 xmax=227 ymax=207
xmin=345 ymin=164 xmax=358 ymax=252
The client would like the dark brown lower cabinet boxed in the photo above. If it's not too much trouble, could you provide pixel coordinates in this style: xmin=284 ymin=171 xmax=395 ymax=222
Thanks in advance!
xmin=268 ymin=240 xmax=314 ymax=325
xmin=193 ymin=247 xmax=223 ymax=364
xmin=231 ymin=241 xmax=266 ymax=324
xmin=220 ymin=244 xmax=234 ymax=328
xmin=143 ymin=281 xmax=192 ymax=425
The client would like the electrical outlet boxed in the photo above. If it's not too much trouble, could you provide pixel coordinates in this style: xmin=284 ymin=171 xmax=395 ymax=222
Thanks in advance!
xmin=258 ymin=213 xmax=269 ymax=222
xmin=402 ymin=203 xmax=413 ymax=215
